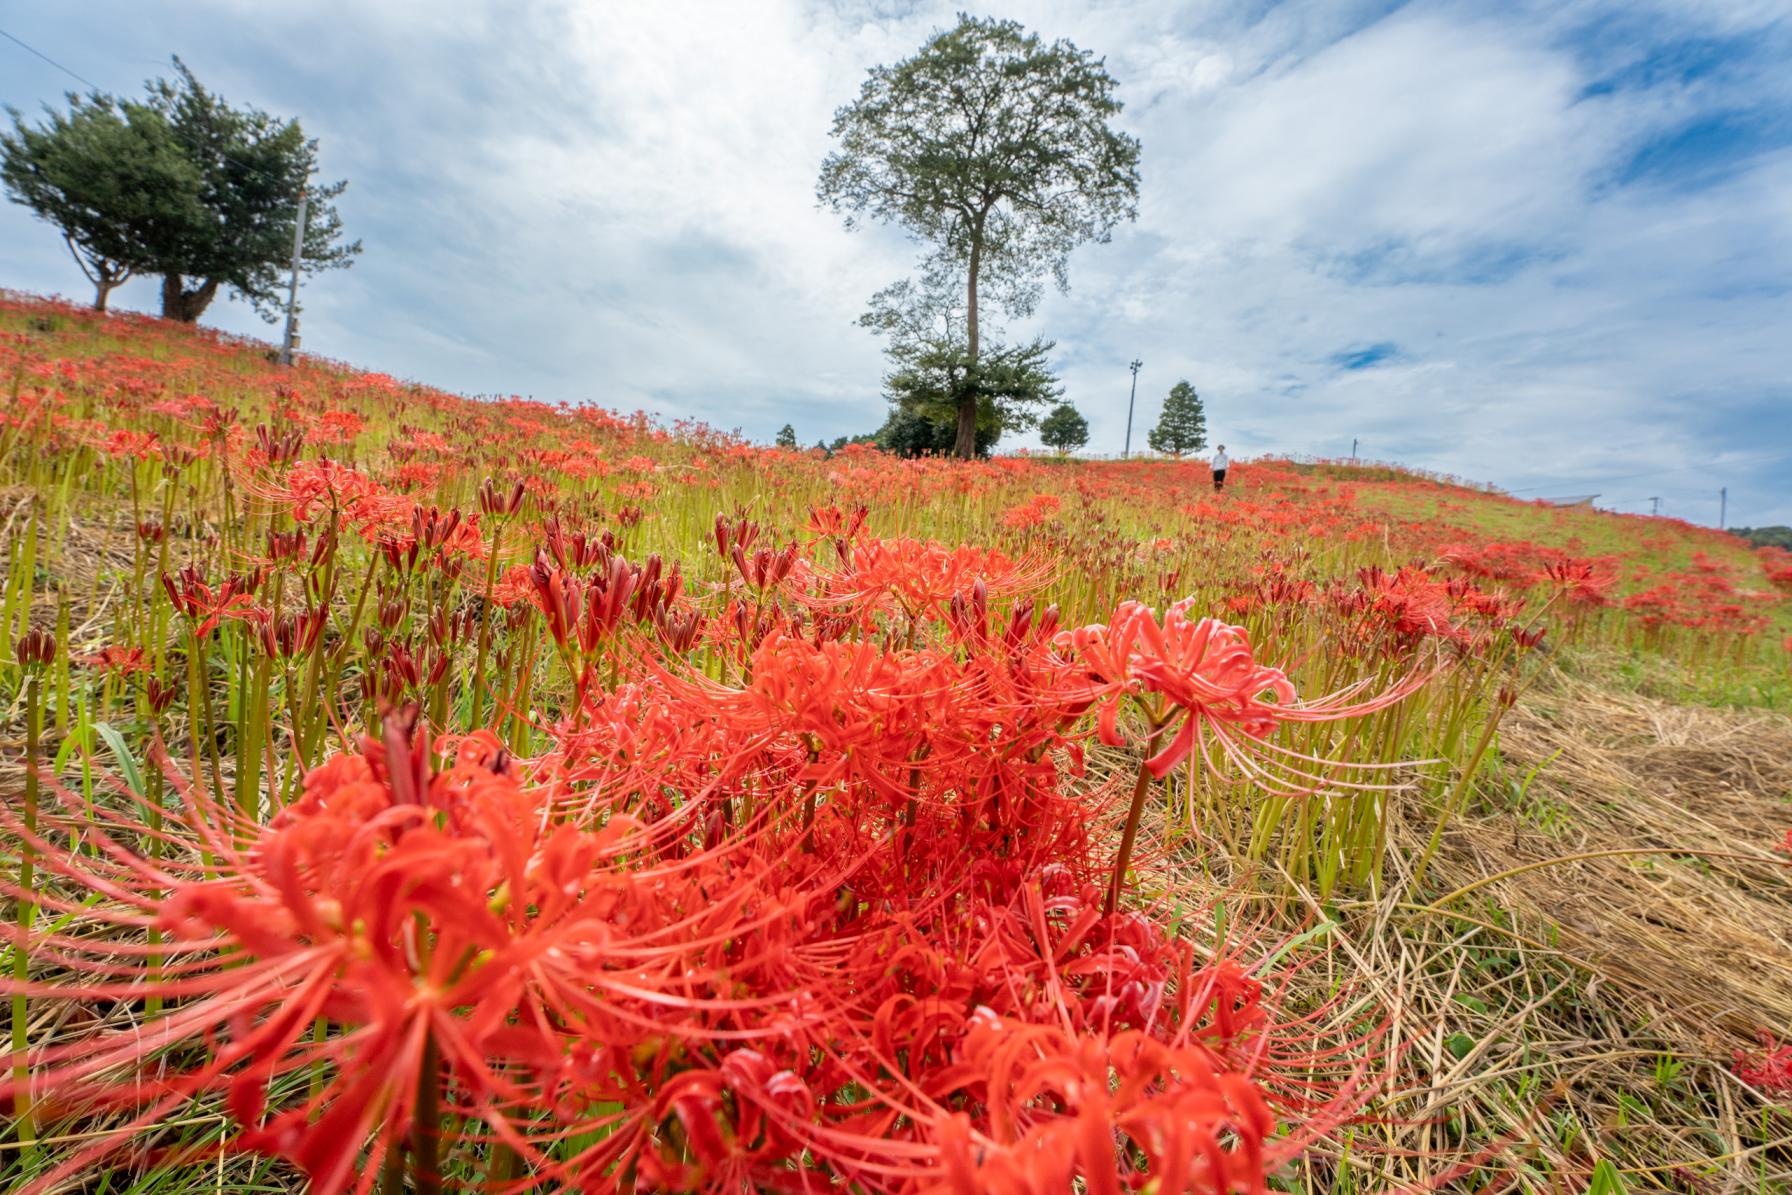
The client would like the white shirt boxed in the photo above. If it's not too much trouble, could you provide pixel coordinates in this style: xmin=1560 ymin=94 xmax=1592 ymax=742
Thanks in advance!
xmin=1211 ymin=451 xmax=1229 ymax=471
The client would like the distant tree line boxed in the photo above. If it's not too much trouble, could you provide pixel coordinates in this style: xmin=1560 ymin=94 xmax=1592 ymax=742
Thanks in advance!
xmin=2 ymin=58 xmax=357 ymax=322
xmin=1732 ymin=526 xmax=1792 ymax=549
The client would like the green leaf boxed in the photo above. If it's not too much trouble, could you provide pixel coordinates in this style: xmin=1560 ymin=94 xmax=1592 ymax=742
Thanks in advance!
xmin=1587 ymin=1158 xmax=1626 ymax=1195
xmin=1445 ymin=1032 xmax=1476 ymax=1060
xmin=53 ymin=723 xmax=90 ymax=775
xmin=93 ymin=721 xmax=146 ymax=798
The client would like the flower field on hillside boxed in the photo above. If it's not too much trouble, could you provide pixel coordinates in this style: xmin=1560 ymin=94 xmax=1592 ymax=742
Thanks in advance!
xmin=1 ymin=293 xmax=1789 ymax=1192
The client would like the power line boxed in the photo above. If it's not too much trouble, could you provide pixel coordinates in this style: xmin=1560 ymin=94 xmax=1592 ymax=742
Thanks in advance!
xmin=0 ymin=27 xmax=100 ymax=92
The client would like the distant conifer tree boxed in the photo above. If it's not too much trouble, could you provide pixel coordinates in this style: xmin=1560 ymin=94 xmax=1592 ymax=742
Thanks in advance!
xmin=1148 ymin=381 xmax=1207 ymax=457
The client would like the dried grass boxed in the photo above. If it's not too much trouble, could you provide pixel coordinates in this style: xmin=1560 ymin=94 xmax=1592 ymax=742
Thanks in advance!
xmin=1139 ymin=664 xmax=1792 ymax=1190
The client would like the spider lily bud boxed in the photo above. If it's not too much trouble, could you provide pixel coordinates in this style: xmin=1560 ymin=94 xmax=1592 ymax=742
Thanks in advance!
xmin=478 ymin=476 xmax=525 ymax=518
xmin=732 ymin=540 xmax=798 ymax=591
xmin=144 ymin=675 xmax=178 ymax=715
xmin=15 ymin=628 xmax=57 ymax=670
xmin=266 ymin=529 xmax=307 ymax=563
xmin=255 ymin=424 xmax=304 ymax=466
xmin=714 ymin=512 xmax=760 ymax=559
xmin=161 ymin=446 xmax=198 ymax=477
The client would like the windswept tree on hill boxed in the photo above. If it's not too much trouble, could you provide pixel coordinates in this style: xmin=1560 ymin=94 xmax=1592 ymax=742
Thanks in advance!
xmin=819 ymin=15 xmax=1140 ymax=459
xmin=146 ymin=60 xmax=359 ymax=323
xmin=1 ymin=93 xmax=202 ymax=311
xmin=1039 ymin=402 xmax=1089 ymax=454
xmin=775 ymin=423 xmax=798 ymax=448
xmin=0 ymin=58 xmax=358 ymax=324
xmin=1148 ymin=380 xmax=1207 ymax=457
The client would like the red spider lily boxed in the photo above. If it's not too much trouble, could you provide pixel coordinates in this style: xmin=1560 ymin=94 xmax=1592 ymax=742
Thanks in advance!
xmin=732 ymin=539 xmax=801 ymax=592
xmin=998 ymin=493 xmax=1062 ymax=531
xmin=931 ymin=1014 xmax=1277 ymax=1195
xmin=1067 ymin=599 xmax=1429 ymax=913
xmin=160 ymin=566 xmax=262 ymax=639
xmin=23 ymin=292 xmax=1779 ymax=1194
xmin=479 ymin=476 xmax=526 ymax=518
xmin=1734 ymin=1032 xmax=1792 ymax=1094
xmin=79 ymin=643 xmax=148 ymax=675
xmin=0 ymin=719 xmax=560 ymax=1192
xmin=275 ymin=457 xmax=384 ymax=524
xmin=715 ymin=510 xmax=762 ymax=558
xmin=264 ymin=527 xmax=307 ymax=563
xmin=258 ymin=607 xmax=329 ymax=660
xmin=820 ymin=537 xmax=1049 ymax=623
xmin=1069 ymin=599 xmax=1427 ymax=785
xmin=1760 ymin=546 xmax=1792 ymax=592
xmin=804 ymin=502 xmax=869 ymax=544
xmin=254 ymin=422 xmax=304 ymax=466
xmin=2 ymin=713 xmax=821 ymax=1193
xmin=1543 ymin=558 xmax=1614 ymax=606
xmin=544 ymin=513 xmax=617 ymax=572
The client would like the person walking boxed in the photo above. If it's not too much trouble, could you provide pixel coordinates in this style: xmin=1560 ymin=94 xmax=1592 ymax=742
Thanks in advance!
xmin=1210 ymin=444 xmax=1229 ymax=492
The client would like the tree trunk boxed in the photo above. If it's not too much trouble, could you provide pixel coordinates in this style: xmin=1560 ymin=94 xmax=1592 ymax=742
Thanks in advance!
xmin=67 ymin=239 xmax=128 ymax=314
xmin=953 ymin=240 xmax=982 ymax=460
xmin=161 ymin=275 xmax=221 ymax=323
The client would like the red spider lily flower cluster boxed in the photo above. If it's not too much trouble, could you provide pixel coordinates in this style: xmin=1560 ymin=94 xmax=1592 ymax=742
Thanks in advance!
xmin=0 ymin=526 xmax=1413 ymax=1194
xmin=4 ymin=658 xmax=1380 ymax=1194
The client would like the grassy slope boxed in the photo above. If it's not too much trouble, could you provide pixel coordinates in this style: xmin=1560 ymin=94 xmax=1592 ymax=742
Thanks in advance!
xmin=2 ymin=295 xmax=1789 ymax=1191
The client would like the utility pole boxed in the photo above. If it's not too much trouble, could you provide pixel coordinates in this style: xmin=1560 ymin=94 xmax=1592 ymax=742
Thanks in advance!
xmin=279 ymin=188 xmax=307 ymax=367
xmin=1122 ymin=359 xmax=1142 ymax=459
xmin=1648 ymin=496 xmax=1660 ymax=517
xmin=1719 ymin=486 xmax=1726 ymax=529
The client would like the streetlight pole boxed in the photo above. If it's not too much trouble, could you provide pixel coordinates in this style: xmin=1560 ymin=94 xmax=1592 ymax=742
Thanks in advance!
xmin=279 ymin=188 xmax=307 ymax=367
xmin=1122 ymin=358 xmax=1142 ymax=458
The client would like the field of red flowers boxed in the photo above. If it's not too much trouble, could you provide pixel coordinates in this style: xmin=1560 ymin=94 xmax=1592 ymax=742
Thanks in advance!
xmin=2 ymin=291 xmax=1789 ymax=1192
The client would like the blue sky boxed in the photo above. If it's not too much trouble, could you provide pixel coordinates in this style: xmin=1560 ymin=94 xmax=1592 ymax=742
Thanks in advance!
xmin=3 ymin=1 xmax=1790 ymax=525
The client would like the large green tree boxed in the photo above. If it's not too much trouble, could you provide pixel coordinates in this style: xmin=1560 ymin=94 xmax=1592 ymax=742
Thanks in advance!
xmin=1148 ymin=380 xmax=1207 ymax=457
xmin=2 ymin=93 xmax=203 ymax=311
xmin=146 ymin=59 xmax=359 ymax=323
xmin=1038 ymin=402 xmax=1089 ymax=454
xmin=819 ymin=15 xmax=1140 ymax=459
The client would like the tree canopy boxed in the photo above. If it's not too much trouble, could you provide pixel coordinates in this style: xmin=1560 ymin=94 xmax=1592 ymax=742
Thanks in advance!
xmin=1148 ymin=380 xmax=1207 ymax=457
xmin=819 ymin=15 xmax=1139 ymax=458
xmin=1038 ymin=403 xmax=1089 ymax=454
xmin=775 ymin=424 xmax=798 ymax=449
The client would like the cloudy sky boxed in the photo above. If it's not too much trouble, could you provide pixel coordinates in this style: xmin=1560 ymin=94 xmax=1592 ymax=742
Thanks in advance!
xmin=4 ymin=1 xmax=1790 ymax=525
